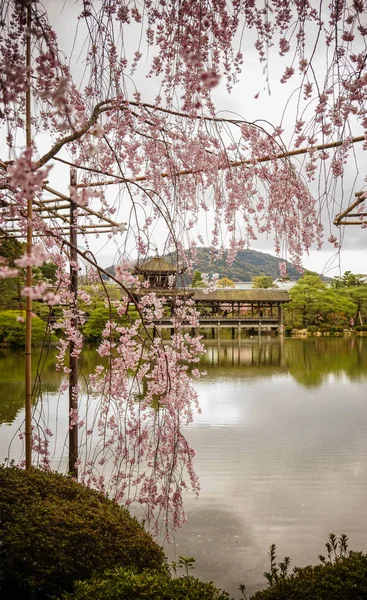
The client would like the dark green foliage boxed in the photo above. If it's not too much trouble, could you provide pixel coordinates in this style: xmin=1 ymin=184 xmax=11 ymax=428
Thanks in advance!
xmin=0 ymin=310 xmax=51 ymax=347
xmin=0 ymin=275 xmax=23 ymax=310
xmin=0 ymin=237 xmax=25 ymax=310
xmin=250 ymin=535 xmax=367 ymax=600
xmin=251 ymin=275 xmax=277 ymax=289
xmin=83 ymin=305 xmax=139 ymax=341
xmin=176 ymin=248 xmax=301 ymax=282
xmin=38 ymin=262 xmax=58 ymax=284
xmin=191 ymin=270 xmax=204 ymax=287
xmin=319 ymin=324 xmax=331 ymax=332
xmin=306 ymin=325 xmax=319 ymax=333
xmin=355 ymin=324 xmax=367 ymax=332
xmin=83 ymin=305 xmax=116 ymax=341
xmin=331 ymin=271 xmax=366 ymax=288
xmin=0 ymin=239 xmax=57 ymax=309
xmin=63 ymin=567 xmax=233 ymax=600
xmin=0 ymin=466 xmax=165 ymax=599
xmin=286 ymin=275 xmax=357 ymax=329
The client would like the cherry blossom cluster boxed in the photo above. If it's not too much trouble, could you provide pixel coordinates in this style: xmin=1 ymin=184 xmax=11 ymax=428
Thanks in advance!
xmin=80 ymin=295 xmax=205 ymax=536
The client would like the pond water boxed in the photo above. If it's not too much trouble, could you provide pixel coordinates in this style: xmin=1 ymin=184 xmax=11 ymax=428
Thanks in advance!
xmin=1 ymin=337 xmax=367 ymax=597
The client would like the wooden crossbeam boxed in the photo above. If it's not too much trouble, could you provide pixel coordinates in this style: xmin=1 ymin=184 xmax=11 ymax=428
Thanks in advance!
xmin=334 ymin=191 xmax=367 ymax=226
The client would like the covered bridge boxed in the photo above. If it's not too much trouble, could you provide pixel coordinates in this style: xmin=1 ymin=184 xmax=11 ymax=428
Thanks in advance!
xmin=192 ymin=289 xmax=290 ymax=318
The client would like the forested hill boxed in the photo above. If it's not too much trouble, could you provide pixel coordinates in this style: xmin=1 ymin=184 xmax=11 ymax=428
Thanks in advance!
xmin=165 ymin=247 xmax=302 ymax=282
xmin=105 ymin=248 xmax=305 ymax=282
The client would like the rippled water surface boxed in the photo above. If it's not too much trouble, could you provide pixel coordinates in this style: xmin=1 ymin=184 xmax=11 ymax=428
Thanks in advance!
xmin=1 ymin=337 xmax=367 ymax=597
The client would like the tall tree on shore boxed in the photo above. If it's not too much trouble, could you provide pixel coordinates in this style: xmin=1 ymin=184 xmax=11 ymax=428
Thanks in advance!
xmin=287 ymin=275 xmax=356 ymax=327
xmin=252 ymin=275 xmax=278 ymax=289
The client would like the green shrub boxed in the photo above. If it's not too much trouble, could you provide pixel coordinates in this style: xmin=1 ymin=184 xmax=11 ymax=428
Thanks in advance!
xmin=330 ymin=326 xmax=344 ymax=333
xmin=0 ymin=310 xmax=53 ymax=347
xmin=306 ymin=325 xmax=319 ymax=333
xmin=83 ymin=306 xmax=139 ymax=342
xmin=32 ymin=301 xmax=53 ymax=320
xmin=319 ymin=324 xmax=331 ymax=332
xmin=250 ymin=535 xmax=367 ymax=600
xmin=63 ymin=567 xmax=233 ymax=600
xmin=284 ymin=325 xmax=293 ymax=336
xmin=83 ymin=306 xmax=113 ymax=341
xmin=354 ymin=325 xmax=367 ymax=332
xmin=0 ymin=466 xmax=165 ymax=599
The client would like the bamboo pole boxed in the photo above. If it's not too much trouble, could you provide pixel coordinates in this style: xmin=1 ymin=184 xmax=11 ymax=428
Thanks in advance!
xmin=42 ymin=184 xmax=121 ymax=227
xmin=335 ymin=220 xmax=367 ymax=225
xmin=2 ymin=229 xmax=115 ymax=238
xmin=333 ymin=192 xmax=366 ymax=225
xmin=25 ymin=4 xmax=32 ymax=470
xmin=69 ymin=169 xmax=79 ymax=477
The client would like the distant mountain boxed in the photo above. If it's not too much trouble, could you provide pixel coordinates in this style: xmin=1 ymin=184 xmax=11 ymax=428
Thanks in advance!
xmin=105 ymin=248 xmax=303 ymax=282
xmin=166 ymin=247 xmax=302 ymax=282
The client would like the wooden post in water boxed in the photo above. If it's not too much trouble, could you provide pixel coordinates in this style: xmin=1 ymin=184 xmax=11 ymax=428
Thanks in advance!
xmin=279 ymin=303 xmax=284 ymax=335
xmin=69 ymin=169 xmax=79 ymax=477
xmin=25 ymin=5 xmax=33 ymax=469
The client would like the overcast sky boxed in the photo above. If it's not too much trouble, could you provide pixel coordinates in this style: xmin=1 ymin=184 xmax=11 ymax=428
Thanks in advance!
xmin=41 ymin=1 xmax=367 ymax=277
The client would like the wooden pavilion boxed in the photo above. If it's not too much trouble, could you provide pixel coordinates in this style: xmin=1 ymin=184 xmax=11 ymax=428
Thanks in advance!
xmin=130 ymin=258 xmax=290 ymax=334
xmin=133 ymin=257 xmax=182 ymax=288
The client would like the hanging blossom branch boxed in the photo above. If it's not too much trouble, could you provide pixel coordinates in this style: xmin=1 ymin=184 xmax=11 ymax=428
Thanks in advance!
xmin=47 ymin=240 xmax=205 ymax=536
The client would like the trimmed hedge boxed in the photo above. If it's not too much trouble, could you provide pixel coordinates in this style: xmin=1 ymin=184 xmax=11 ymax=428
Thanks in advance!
xmin=63 ymin=567 xmax=233 ymax=600
xmin=0 ymin=466 xmax=165 ymax=599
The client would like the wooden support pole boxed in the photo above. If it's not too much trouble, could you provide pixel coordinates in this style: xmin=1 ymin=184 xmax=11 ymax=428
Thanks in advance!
xmin=69 ymin=169 xmax=79 ymax=477
xmin=25 ymin=4 xmax=33 ymax=470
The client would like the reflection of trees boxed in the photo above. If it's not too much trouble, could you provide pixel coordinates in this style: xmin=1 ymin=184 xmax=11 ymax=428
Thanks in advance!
xmin=0 ymin=350 xmax=60 ymax=425
xmin=285 ymin=339 xmax=367 ymax=388
xmin=199 ymin=338 xmax=367 ymax=389
xmin=0 ymin=346 xmax=110 ymax=426
xmin=2 ymin=340 xmax=367 ymax=426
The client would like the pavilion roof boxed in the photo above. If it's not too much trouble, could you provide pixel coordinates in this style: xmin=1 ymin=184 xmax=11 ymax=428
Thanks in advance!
xmin=192 ymin=289 xmax=290 ymax=302
xmin=134 ymin=257 xmax=178 ymax=273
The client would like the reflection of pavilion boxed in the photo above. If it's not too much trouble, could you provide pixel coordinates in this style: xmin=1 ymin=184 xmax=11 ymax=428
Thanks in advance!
xmin=132 ymin=258 xmax=290 ymax=334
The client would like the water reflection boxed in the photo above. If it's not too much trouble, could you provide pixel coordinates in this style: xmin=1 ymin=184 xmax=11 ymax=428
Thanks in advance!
xmin=0 ymin=345 xmax=102 ymax=425
xmin=1 ymin=339 xmax=367 ymax=597
xmin=201 ymin=337 xmax=367 ymax=388
xmin=1 ymin=339 xmax=366 ymax=425
xmin=170 ymin=338 xmax=367 ymax=596
xmin=0 ymin=349 xmax=60 ymax=425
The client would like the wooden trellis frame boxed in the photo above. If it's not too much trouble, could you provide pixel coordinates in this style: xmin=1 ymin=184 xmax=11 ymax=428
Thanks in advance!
xmin=0 ymin=169 xmax=122 ymax=475
xmin=334 ymin=192 xmax=367 ymax=226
